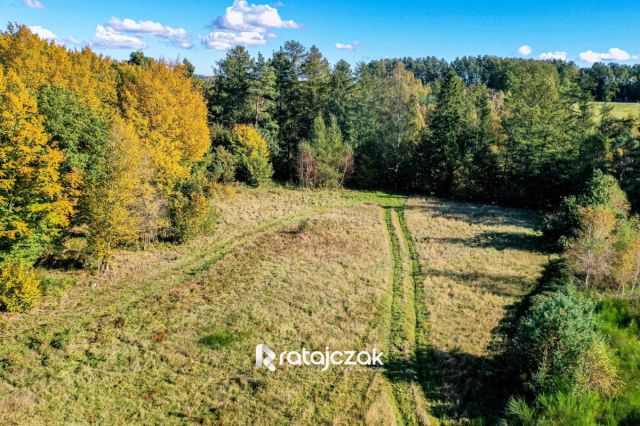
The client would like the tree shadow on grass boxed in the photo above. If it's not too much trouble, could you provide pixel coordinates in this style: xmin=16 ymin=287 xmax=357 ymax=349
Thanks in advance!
xmin=404 ymin=199 xmax=542 ymax=230
xmin=423 ymin=268 xmax=533 ymax=298
xmin=384 ymin=347 xmax=513 ymax=424
xmin=422 ymin=230 xmax=544 ymax=253
xmin=381 ymin=264 xmax=568 ymax=424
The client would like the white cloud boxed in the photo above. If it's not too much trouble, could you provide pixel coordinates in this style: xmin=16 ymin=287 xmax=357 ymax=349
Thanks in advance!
xmin=28 ymin=26 xmax=82 ymax=48
xmin=538 ymin=51 xmax=567 ymax=61
xmin=214 ymin=0 xmax=301 ymax=32
xmin=579 ymin=48 xmax=632 ymax=63
xmin=66 ymin=36 xmax=81 ymax=46
xmin=203 ymin=0 xmax=301 ymax=49
xmin=108 ymin=17 xmax=192 ymax=48
xmin=518 ymin=45 xmax=532 ymax=56
xmin=202 ymin=31 xmax=268 ymax=50
xmin=335 ymin=40 xmax=359 ymax=51
xmin=23 ymin=0 xmax=44 ymax=10
xmin=92 ymin=25 xmax=146 ymax=49
xmin=28 ymin=25 xmax=57 ymax=41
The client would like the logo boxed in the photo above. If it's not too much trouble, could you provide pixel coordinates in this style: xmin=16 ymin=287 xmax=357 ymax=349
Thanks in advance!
xmin=255 ymin=343 xmax=383 ymax=372
xmin=256 ymin=343 xmax=277 ymax=372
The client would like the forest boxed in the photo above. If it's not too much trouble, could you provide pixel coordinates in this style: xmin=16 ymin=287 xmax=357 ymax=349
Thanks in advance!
xmin=2 ymin=22 xmax=640 ymax=424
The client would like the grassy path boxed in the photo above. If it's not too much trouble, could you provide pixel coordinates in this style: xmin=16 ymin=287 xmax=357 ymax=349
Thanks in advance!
xmin=383 ymin=205 xmax=431 ymax=425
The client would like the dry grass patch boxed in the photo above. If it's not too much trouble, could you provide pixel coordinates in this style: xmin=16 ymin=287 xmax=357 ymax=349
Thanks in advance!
xmin=405 ymin=197 xmax=548 ymax=422
xmin=0 ymin=198 xmax=393 ymax=425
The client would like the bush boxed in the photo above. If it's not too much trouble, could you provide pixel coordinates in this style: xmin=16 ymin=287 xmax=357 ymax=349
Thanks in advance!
xmin=0 ymin=260 xmax=41 ymax=312
xmin=230 ymin=124 xmax=273 ymax=186
xmin=167 ymin=171 xmax=216 ymax=243
xmin=211 ymin=145 xmax=236 ymax=183
xmin=543 ymin=170 xmax=629 ymax=251
xmin=506 ymin=391 xmax=601 ymax=426
xmin=574 ymin=339 xmax=620 ymax=396
xmin=513 ymin=286 xmax=597 ymax=394
xmin=542 ymin=196 xmax=581 ymax=250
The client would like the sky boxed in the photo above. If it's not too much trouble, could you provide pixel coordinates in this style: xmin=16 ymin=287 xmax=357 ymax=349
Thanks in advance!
xmin=2 ymin=0 xmax=640 ymax=74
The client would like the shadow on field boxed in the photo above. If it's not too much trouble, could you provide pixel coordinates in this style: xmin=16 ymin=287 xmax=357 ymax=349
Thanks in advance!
xmin=422 ymin=268 xmax=532 ymax=298
xmin=405 ymin=200 xmax=540 ymax=229
xmin=422 ymin=230 xmax=542 ymax=253
xmin=384 ymin=347 xmax=514 ymax=423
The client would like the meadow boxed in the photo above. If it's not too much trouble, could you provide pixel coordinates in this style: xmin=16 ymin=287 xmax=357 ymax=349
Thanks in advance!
xmin=592 ymin=101 xmax=640 ymax=120
xmin=0 ymin=186 xmax=548 ymax=424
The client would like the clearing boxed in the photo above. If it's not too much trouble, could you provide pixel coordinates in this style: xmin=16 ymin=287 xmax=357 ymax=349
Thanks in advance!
xmin=0 ymin=187 xmax=548 ymax=425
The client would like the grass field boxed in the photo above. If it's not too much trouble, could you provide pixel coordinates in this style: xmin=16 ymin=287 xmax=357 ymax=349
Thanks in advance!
xmin=592 ymin=101 xmax=640 ymax=120
xmin=0 ymin=186 xmax=549 ymax=424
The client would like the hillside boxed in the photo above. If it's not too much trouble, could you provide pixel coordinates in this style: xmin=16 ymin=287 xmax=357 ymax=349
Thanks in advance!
xmin=0 ymin=187 xmax=548 ymax=424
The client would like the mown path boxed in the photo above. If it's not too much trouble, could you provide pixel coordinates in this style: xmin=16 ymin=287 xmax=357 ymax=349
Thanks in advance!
xmin=382 ymin=204 xmax=432 ymax=425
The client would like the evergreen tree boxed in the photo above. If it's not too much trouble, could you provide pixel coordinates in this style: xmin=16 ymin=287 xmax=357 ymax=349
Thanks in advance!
xmin=272 ymin=41 xmax=307 ymax=178
xmin=208 ymin=46 xmax=253 ymax=125
xmin=418 ymin=68 xmax=467 ymax=195
xmin=328 ymin=60 xmax=357 ymax=143
xmin=247 ymin=53 xmax=278 ymax=134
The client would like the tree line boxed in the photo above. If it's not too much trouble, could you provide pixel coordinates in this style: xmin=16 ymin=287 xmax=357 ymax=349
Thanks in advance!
xmin=2 ymin=24 xmax=640 ymax=312
xmin=206 ymin=42 xmax=639 ymax=210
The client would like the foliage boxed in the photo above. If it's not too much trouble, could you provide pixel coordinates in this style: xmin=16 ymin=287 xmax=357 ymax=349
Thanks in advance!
xmin=0 ymin=68 xmax=75 ymax=264
xmin=85 ymin=117 xmax=157 ymax=270
xmin=0 ymin=259 xmax=41 ymax=312
xmin=229 ymin=124 xmax=273 ymax=186
xmin=613 ymin=217 xmax=640 ymax=294
xmin=119 ymin=60 xmax=210 ymax=194
xmin=210 ymin=145 xmax=236 ymax=184
xmin=567 ymin=205 xmax=617 ymax=288
xmin=543 ymin=170 xmax=630 ymax=250
xmin=418 ymin=68 xmax=469 ymax=195
xmin=574 ymin=339 xmax=620 ymax=397
xmin=297 ymin=114 xmax=352 ymax=187
xmin=167 ymin=166 xmax=215 ymax=243
xmin=513 ymin=285 xmax=597 ymax=394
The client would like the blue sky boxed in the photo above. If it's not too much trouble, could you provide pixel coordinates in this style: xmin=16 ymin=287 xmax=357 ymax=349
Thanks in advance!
xmin=3 ymin=0 xmax=640 ymax=74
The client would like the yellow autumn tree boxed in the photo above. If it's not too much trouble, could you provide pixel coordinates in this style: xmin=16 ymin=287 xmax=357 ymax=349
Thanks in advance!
xmin=614 ymin=217 xmax=640 ymax=294
xmin=0 ymin=25 xmax=117 ymax=116
xmin=0 ymin=68 xmax=74 ymax=262
xmin=567 ymin=205 xmax=617 ymax=288
xmin=85 ymin=116 xmax=164 ymax=270
xmin=230 ymin=124 xmax=273 ymax=186
xmin=119 ymin=60 xmax=210 ymax=194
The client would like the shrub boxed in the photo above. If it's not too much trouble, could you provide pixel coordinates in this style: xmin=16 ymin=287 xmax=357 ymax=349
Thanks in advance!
xmin=542 ymin=196 xmax=581 ymax=250
xmin=230 ymin=124 xmax=273 ymax=186
xmin=506 ymin=392 xmax=601 ymax=426
xmin=514 ymin=286 xmax=597 ymax=394
xmin=167 ymin=171 xmax=216 ymax=243
xmin=211 ymin=145 xmax=236 ymax=183
xmin=543 ymin=170 xmax=629 ymax=251
xmin=574 ymin=339 xmax=620 ymax=396
xmin=0 ymin=260 xmax=41 ymax=312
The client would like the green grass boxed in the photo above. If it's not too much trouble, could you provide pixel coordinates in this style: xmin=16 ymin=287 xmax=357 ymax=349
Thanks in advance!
xmin=0 ymin=186 xmax=549 ymax=424
xmin=405 ymin=197 xmax=548 ymax=423
xmin=594 ymin=298 xmax=640 ymax=424
xmin=591 ymin=101 xmax=640 ymax=120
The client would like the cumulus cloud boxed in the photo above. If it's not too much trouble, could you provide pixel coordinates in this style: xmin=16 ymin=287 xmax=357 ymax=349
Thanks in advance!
xmin=92 ymin=24 xmax=146 ymax=49
xmin=28 ymin=25 xmax=57 ymax=41
xmin=335 ymin=40 xmax=359 ymax=51
xmin=28 ymin=26 xmax=82 ymax=47
xmin=518 ymin=45 xmax=532 ymax=56
xmin=108 ymin=17 xmax=192 ymax=48
xmin=202 ymin=31 xmax=267 ymax=50
xmin=203 ymin=0 xmax=302 ymax=50
xmin=579 ymin=48 xmax=633 ymax=63
xmin=538 ymin=51 xmax=567 ymax=61
xmin=23 ymin=0 xmax=44 ymax=10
